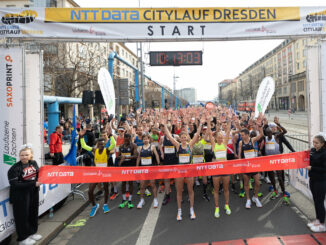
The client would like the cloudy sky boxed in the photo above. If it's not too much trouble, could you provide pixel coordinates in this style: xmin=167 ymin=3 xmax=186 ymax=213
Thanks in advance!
xmin=75 ymin=0 xmax=325 ymax=101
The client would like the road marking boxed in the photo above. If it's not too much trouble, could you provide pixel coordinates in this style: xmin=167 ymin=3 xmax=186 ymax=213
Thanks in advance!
xmin=135 ymin=193 xmax=164 ymax=245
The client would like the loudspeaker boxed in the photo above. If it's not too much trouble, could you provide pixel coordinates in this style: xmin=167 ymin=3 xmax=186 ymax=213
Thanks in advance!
xmin=82 ymin=90 xmax=94 ymax=104
xmin=95 ymin=90 xmax=104 ymax=104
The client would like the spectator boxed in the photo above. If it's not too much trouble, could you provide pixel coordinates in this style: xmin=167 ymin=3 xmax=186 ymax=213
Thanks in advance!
xmin=8 ymin=145 xmax=42 ymax=245
xmin=49 ymin=125 xmax=64 ymax=165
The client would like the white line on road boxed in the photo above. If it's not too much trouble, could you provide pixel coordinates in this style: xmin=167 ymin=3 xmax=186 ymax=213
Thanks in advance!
xmin=135 ymin=193 xmax=164 ymax=245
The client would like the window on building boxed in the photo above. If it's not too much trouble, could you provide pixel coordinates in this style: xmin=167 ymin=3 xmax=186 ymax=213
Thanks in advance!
xmin=283 ymin=87 xmax=287 ymax=95
xmin=297 ymin=52 xmax=300 ymax=59
xmin=44 ymin=74 xmax=52 ymax=92
xmin=298 ymin=80 xmax=304 ymax=91
xmin=6 ymin=5 xmax=16 ymax=7
xmin=297 ymin=62 xmax=300 ymax=70
xmin=291 ymin=82 xmax=296 ymax=93
xmin=303 ymin=49 xmax=307 ymax=57
xmin=122 ymin=49 xmax=125 ymax=56
xmin=303 ymin=60 xmax=306 ymax=68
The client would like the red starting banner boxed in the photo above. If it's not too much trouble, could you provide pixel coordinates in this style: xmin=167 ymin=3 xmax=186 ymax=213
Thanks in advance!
xmin=38 ymin=151 xmax=309 ymax=184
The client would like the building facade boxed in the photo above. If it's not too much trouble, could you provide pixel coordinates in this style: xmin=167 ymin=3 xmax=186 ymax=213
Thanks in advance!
xmin=176 ymin=88 xmax=197 ymax=104
xmin=219 ymin=38 xmax=317 ymax=111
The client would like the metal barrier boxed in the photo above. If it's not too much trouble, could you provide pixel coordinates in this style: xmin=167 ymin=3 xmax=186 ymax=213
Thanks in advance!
xmin=71 ymin=155 xmax=87 ymax=201
xmin=283 ymin=134 xmax=309 ymax=153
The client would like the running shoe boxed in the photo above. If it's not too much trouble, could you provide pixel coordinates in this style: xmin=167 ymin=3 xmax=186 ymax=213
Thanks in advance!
xmin=214 ymin=207 xmax=220 ymax=218
xmin=137 ymin=199 xmax=145 ymax=209
xmin=153 ymin=198 xmax=159 ymax=208
xmin=257 ymin=192 xmax=263 ymax=197
xmin=225 ymin=205 xmax=231 ymax=215
xmin=270 ymin=191 xmax=279 ymax=200
xmin=119 ymin=200 xmax=128 ymax=209
xmin=162 ymin=194 xmax=171 ymax=206
xmin=177 ymin=211 xmax=182 ymax=221
xmin=128 ymin=201 xmax=134 ymax=209
xmin=283 ymin=195 xmax=290 ymax=205
xmin=265 ymin=176 xmax=271 ymax=184
xmin=89 ymin=203 xmax=99 ymax=217
xmin=310 ymin=224 xmax=326 ymax=233
xmin=239 ymin=190 xmax=245 ymax=198
xmin=245 ymin=199 xmax=251 ymax=209
xmin=195 ymin=180 xmax=200 ymax=186
xmin=252 ymin=197 xmax=262 ymax=208
xmin=308 ymin=220 xmax=321 ymax=228
xmin=145 ymin=188 xmax=152 ymax=197
xmin=268 ymin=186 xmax=274 ymax=192
xmin=190 ymin=211 xmax=196 ymax=220
xmin=284 ymin=191 xmax=291 ymax=198
xmin=110 ymin=192 xmax=119 ymax=201
xmin=103 ymin=204 xmax=110 ymax=213
xmin=137 ymin=190 xmax=141 ymax=195
xmin=125 ymin=192 xmax=130 ymax=199
xmin=203 ymin=193 xmax=210 ymax=201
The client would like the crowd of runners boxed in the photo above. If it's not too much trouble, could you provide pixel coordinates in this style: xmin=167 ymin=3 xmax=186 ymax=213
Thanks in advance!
xmin=76 ymin=105 xmax=295 ymax=221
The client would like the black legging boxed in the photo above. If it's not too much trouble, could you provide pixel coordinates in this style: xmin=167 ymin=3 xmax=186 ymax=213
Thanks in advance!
xmin=310 ymin=179 xmax=326 ymax=223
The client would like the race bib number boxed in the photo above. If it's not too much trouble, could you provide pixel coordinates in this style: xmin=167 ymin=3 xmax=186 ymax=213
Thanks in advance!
xmin=244 ymin=149 xmax=256 ymax=159
xmin=193 ymin=155 xmax=204 ymax=163
xmin=215 ymin=150 xmax=226 ymax=161
xmin=179 ymin=154 xmax=190 ymax=164
xmin=122 ymin=153 xmax=131 ymax=161
xmin=204 ymin=144 xmax=212 ymax=150
xmin=141 ymin=157 xmax=152 ymax=165
xmin=95 ymin=162 xmax=107 ymax=167
xmin=164 ymin=146 xmax=175 ymax=154
xmin=266 ymin=142 xmax=275 ymax=151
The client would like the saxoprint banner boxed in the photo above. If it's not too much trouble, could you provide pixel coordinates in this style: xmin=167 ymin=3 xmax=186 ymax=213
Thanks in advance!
xmin=1 ymin=7 xmax=326 ymax=41
xmin=0 ymin=48 xmax=24 ymax=190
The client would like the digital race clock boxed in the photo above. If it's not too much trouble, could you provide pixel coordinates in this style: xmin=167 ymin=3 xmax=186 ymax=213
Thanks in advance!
xmin=149 ymin=51 xmax=203 ymax=66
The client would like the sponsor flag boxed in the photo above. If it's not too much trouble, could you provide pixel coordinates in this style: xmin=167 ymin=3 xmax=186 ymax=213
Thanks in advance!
xmin=64 ymin=106 xmax=77 ymax=166
xmin=98 ymin=67 xmax=116 ymax=116
xmin=254 ymin=76 xmax=275 ymax=118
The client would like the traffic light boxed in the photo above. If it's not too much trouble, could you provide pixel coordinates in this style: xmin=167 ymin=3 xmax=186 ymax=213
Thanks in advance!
xmin=82 ymin=90 xmax=94 ymax=104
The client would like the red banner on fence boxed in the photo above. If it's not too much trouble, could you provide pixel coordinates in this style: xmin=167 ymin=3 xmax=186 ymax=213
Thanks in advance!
xmin=38 ymin=151 xmax=309 ymax=184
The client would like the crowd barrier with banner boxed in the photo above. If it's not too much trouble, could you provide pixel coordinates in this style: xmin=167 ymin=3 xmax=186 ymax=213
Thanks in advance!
xmin=1 ymin=7 xmax=326 ymax=41
xmin=39 ymin=151 xmax=309 ymax=184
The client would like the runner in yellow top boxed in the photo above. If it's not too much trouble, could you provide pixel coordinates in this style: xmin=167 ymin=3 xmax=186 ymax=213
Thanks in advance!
xmin=80 ymin=129 xmax=115 ymax=217
xmin=211 ymin=119 xmax=231 ymax=218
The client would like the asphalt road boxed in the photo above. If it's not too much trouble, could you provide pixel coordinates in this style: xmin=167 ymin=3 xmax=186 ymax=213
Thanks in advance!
xmin=63 ymin=179 xmax=311 ymax=245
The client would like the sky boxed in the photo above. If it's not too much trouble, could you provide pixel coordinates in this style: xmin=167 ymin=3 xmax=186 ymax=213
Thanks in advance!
xmin=74 ymin=0 xmax=326 ymax=101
